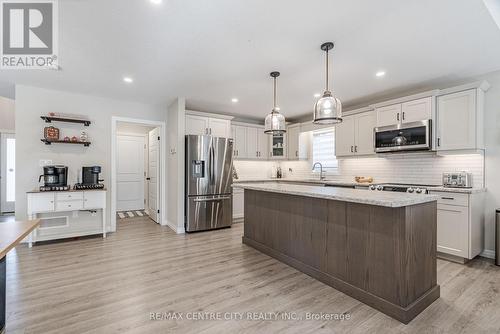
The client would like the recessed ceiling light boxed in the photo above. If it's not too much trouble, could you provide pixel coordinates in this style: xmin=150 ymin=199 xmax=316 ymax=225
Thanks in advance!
xmin=123 ymin=77 xmax=133 ymax=83
xmin=376 ymin=71 xmax=386 ymax=77
xmin=314 ymin=93 xmax=321 ymax=98
xmin=231 ymin=98 xmax=239 ymax=103
xmin=150 ymin=0 xmax=162 ymax=4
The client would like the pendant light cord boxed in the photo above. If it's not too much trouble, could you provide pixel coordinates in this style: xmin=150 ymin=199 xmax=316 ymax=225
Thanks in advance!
xmin=325 ymin=49 xmax=329 ymax=92
xmin=273 ymin=76 xmax=277 ymax=111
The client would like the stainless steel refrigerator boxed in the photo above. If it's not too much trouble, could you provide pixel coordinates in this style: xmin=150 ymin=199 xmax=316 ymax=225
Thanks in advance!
xmin=185 ymin=135 xmax=233 ymax=232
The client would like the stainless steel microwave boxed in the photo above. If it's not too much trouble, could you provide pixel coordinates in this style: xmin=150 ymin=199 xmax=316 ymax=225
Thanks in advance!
xmin=374 ymin=120 xmax=431 ymax=153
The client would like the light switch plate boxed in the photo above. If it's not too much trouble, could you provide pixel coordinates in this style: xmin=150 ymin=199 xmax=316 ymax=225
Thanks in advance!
xmin=39 ymin=159 xmax=53 ymax=167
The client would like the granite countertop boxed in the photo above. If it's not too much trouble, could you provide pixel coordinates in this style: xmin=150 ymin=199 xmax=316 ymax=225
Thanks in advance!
xmin=233 ymin=182 xmax=438 ymax=208
xmin=233 ymin=178 xmax=485 ymax=194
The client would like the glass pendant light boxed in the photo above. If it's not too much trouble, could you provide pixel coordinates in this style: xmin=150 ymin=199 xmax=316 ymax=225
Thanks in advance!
xmin=264 ymin=71 xmax=286 ymax=134
xmin=313 ymin=42 xmax=342 ymax=124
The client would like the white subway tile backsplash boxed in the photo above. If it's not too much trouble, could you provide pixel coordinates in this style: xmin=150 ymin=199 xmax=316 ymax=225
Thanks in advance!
xmin=235 ymin=152 xmax=485 ymax=187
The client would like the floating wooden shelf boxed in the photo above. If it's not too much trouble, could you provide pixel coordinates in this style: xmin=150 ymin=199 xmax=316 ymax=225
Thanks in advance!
xmin=41 ymin=139 xmax=91 ymax=147
xmin=41 ymin=116 xmax=91 ymax=126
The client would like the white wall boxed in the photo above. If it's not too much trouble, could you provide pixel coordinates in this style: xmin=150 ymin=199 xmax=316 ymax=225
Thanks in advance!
xmin=15 ymin=85 xmax=166 ymax=233
xmin=0 ymin=96 xmax=15 ymax=131
xmin=167 ymin=98 xmax=186 ymax=233
xmin=479 ymin=70 xmax=500 ymax=254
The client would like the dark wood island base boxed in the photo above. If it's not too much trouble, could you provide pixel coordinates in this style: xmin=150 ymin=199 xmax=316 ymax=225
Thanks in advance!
xmin=242 ymin=189 xmax=440 ymax=324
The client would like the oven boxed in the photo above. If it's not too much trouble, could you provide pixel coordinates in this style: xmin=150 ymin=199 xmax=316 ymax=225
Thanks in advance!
xmin=374 ymin=120 xmax=431 ymax=153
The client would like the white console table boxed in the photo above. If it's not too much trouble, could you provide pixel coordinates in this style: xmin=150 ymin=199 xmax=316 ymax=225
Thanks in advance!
xmin=27 ymin=189 xmax=107 ymax=247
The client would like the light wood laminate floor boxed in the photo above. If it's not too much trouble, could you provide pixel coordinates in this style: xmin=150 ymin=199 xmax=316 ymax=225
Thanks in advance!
xmin=5 ymin=217 xmax=500 ymax=333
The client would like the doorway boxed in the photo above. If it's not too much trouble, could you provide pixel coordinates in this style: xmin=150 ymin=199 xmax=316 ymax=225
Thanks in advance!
xmin=0 ymin=133 xmax=15 ymax=213
xmin=111 ymin=117 xmax=166 ymax=232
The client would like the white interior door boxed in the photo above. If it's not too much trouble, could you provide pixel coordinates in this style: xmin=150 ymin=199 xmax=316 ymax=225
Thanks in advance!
xmin=117 ymin=135 xmax=145 ymax=211
xmin=147 ymin=128 xmax=160 ymax=223
xmin=1 ymin=133 xmax=15 ymax=213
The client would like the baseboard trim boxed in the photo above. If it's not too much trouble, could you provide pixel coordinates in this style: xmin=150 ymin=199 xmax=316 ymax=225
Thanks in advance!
xmin=480 ymin=249 xmax=495 ymax=259
xmin=166 ymin=220 xmax=185 ymax=234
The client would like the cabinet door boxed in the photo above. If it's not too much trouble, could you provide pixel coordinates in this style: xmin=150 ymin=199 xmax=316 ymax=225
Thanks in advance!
xmin=401 ymin=97 xmax=432 ymax=123
xmin=233 ymin=188 xmax=244 ymax=220
xmin=375 ymin=104 xmax=402 ymax=127
xmin=354 ymin=111 xmax=376 ymax=155
xmin=232 ymin=125 xmax=247 ymax=159
xmin=334 ymin=116 xmax=355 ymax=157
xmin=185 ymin=115 xmax=209 ymax=135
xmin=257 ymin=129 xmax=269 ymax=160
xmin=436 ymin=204 xmax=469 ymax=258
xmin=208 ymin=118 xmax=231 ymax=137
xmin=270 ymin=133 xmax=287 ymax=159
xmin=246 ymin=127 xmax=259 ymax=159
xmin=29 ymin=193 xmax=55 ymax=213
xmin=436 ymin=90 xmax=476 ymax=151
xmin=84 ymin=191 xmax=106 ymax=209
xmin=287 ymin=125 xmax=300 ymax=160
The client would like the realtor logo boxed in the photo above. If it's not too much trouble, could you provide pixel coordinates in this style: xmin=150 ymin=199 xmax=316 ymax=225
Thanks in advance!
xmin=1 ymin=0 xmax=58 ymax=69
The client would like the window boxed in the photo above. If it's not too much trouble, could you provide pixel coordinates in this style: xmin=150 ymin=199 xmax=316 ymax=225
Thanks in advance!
xmin=312 ymin=128 xmax=338 ymax=170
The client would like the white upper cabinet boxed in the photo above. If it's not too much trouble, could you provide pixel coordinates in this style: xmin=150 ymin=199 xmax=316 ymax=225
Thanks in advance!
xmin=436 ymin=89 xmax=482 ymax=151
xmin=287 ymin=124 xmax=301 ymax=160
xmin=185 ymin=112 xmax=232 ymax=137
xmin=335 ymin=116 xmax=356 ymax=157
xmin=246 ymin=127 xmax=259 ymax=159
xmin=270 ymin=133 xmax=287 ymax=159
xmin=336 ymin=111 xmax=376 ymax=157
xmin=376 ymin=104 xmax=401 ymax=127
xmin=232 ymin=125 xmax=247 ymax=159
xmin=257 ymin=131 xmax=269 ymax=160
xmin=401 ymin=97 xmax=432 ymax=123
xmin=376 ymin=97 xmax=432 ymax=127
xmin=231 ymin=124 xmax=268 ymax=160
xmin=208 ymin=118 xmax=231 ymax=137
xmin=355 ymin=111 xmax=377 ymax=155
xmin=185 ymin=114 xmax=210 ymax=136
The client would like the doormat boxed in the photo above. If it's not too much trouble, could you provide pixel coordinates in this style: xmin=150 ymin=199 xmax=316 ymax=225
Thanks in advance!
xmin=117 ymin=210 xmax=147 ymax=220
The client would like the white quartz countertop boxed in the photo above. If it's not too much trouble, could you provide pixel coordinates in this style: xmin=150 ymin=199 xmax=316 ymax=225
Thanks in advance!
xmin=233 ymin=182 xmax=439 ymax=208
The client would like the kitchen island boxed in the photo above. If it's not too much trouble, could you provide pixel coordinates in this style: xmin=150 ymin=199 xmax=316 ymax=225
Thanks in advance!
xmin=234 ymin=183 xmax=440 ymax=324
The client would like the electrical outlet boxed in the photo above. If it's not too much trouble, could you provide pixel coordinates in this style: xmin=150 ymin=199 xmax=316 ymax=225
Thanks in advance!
xmin=72 ymin=211 xmax=79 ymax=218
xmin=39 ymin=159 xmax=53 ymax=167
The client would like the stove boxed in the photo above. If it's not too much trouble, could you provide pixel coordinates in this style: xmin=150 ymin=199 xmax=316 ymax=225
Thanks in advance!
xmin=73 ymin=183 xmax=105 ymax=190
xmin=368 ymin=183 xmax=433 ymax=194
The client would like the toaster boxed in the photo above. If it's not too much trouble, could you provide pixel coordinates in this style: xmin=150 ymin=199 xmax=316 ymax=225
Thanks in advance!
xmin=442 ymin=172 xmax=473 ymax=188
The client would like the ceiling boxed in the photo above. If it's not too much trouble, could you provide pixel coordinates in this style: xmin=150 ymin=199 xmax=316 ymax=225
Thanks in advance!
xmin=1 ymin=0 xmax=500 ymax=120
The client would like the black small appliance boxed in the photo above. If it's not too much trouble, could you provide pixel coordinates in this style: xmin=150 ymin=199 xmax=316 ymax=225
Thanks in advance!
xmin=74 ymin=166 xmax=104 ymax=190
xmin=38 ymin=165 xmax=69 ymax=191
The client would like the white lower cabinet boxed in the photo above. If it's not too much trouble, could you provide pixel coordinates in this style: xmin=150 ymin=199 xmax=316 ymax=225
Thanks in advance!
xmin=27 ymin=190 xmax=107 ymax=245
xmin=430 ymin=191 xmax=484 ymax=260
xmin=233 ymin=188 xmax=244 ymax=222
xmin=436 ymin=204 xmax=469 ymax=258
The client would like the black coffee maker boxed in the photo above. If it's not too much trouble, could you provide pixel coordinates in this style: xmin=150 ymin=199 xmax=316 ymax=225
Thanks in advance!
xmin=74 ymin=166 xmax=104 ymax=190
xmin=39 ymin=165 xmax=69 ymax=191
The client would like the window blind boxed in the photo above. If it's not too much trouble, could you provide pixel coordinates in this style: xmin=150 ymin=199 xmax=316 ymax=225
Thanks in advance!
xmin=312 ymin=128 xmax=338 ymax=169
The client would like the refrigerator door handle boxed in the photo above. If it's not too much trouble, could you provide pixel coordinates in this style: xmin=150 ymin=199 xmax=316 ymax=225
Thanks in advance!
xmin=193 ymin=196 xmax=231 ymax=202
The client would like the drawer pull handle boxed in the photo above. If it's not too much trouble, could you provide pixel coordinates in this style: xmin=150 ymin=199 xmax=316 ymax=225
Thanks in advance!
xmin=441 ymin=197 xmax=455 ymax=200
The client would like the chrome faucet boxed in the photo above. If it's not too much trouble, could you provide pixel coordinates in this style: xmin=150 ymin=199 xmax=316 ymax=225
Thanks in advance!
xmin=312 ymin=162 xmax=325 ymax=180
